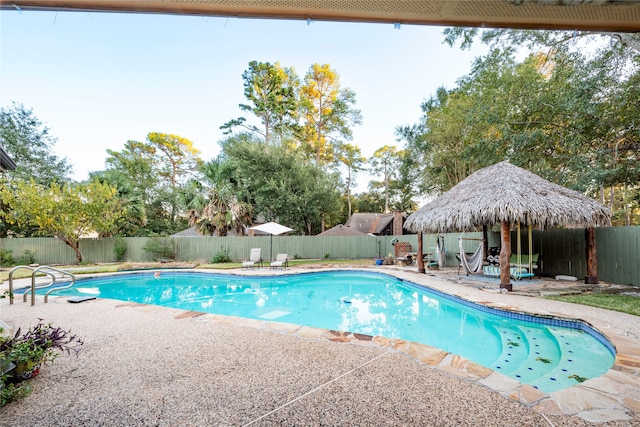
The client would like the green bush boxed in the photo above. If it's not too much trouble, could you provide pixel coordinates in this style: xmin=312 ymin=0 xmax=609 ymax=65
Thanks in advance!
xmin=142 ymin=238 xmax=176 ymax=261
xmin=211 ymin=247 xmax=232 ymax=263
xmin=113 ymin=238 xmax=127 ymax=262
xmin=1 ymin=376 xmax=31 ymax=407
xmin=0 ymin=249 xmax=14 ymax=267
xmin=15 ymin=250 xmax=36 ymax=266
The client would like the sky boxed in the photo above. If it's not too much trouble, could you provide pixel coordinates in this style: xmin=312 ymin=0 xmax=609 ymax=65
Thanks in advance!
xmin=0 ymin=10 xmax=487 ymax=189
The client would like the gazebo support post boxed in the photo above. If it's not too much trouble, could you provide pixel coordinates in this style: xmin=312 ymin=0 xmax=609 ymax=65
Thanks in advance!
xmin=482 ymin=225 xmax=489 ymax=262
xmin=585 ymin=227 xmax=598 ymax=284
xmin=499 ymin=220 xmax=513 ymax=291
xmin=417 ymin=232 xmax=425 ymax=274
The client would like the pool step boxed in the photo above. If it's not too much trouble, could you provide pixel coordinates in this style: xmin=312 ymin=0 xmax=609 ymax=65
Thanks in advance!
xmin=491 ymin=325 xmax=560 ymax=386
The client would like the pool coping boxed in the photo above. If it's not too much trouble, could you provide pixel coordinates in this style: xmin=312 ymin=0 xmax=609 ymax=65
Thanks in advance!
xmin=3 ymin=266 xmax=640 ymax=423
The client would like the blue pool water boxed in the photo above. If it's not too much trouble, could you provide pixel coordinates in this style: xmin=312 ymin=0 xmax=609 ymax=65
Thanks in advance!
xmin=36 ymin=270 xmax=614 ymax=392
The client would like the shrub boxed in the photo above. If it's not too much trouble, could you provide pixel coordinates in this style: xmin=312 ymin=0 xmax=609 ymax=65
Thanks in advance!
xmin=15 ymin=250 xmax=36 ymax=265
xmin=0 ymin=249 xmax=14 ymax=267
xmin=142 ymin=238 xmax=176 ymax=261
xmin=0 ymin=376 xmax=31 ymax=407
xmin=113 ymin=237 xmax=127 ymax=262
xmin=211 ymin=247 xmax=232 ymax=263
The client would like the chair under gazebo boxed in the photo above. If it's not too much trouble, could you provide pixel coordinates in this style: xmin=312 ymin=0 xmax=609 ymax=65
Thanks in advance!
xmin=404 ymin=161 xmax=611 ymax=291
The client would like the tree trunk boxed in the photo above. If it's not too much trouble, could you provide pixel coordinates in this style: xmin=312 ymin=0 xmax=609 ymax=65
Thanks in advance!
xmin=417 ymin=232 xmax=425 ymax=274
xmin=63 ymin=238 xmax=83 ymax=263
xmin=585 ymin=227 xmax=598 ymax=284
xmin=624 ymin=183 xmax=630 ymax=226
xmin=499 ymin=221 xmax=512 ymax=291
xmin=609 ymin=186 xmax=614 ymax=212
xmin=347 ymin=168 xmax=352 ymax=217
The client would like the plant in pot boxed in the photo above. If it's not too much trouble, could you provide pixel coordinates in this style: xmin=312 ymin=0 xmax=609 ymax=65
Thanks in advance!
xmin=4 ymin=319 xmax=84 ymax=381
xmin=1 ymin=330 xmax=31 ymax=407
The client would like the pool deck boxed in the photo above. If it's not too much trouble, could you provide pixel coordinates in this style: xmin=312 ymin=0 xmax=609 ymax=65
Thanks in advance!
xmin=1 ymin=265 xmax=639 ymax=426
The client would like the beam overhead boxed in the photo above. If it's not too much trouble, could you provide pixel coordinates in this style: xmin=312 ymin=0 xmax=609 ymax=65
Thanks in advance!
xmin=2 ymin=1 xmax=640 ymax=32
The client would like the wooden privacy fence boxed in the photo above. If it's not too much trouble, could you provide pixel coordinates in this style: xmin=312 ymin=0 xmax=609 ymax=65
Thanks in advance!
xmin=1 ymin=226 xmax=638 ymax=286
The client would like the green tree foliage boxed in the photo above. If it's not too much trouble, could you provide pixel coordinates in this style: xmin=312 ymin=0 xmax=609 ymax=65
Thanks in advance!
xmin=0 ymin=102 xmax=71 ymax=185
xmin=181 ymin=159 xmax=253 ymax=236
xmin=219 ymin=134 xmax=341 ymax=235
xmin=93 ymin=134 xmax=201 ymax=235
xmin=437 ymin=28 xmax=640 ymax=224
xmin=352 ymin=190 xmax=386 ymax=214
xmin=221 ymin=61 xmax=299 ymax=144
xmin=298 ymin=64 xmax=362 ymax=164
xmin=0 ymin=179 xmax=125 ymax=262
xmin=403 ymin=42 xmax=638 ymax=222
xmin=90 ymin=140 xmax=157 ymax=235
xmin=144 ymin=132 xmax=202 ymax=230
xmin=146 ymin=132 xmax=202 ymax=188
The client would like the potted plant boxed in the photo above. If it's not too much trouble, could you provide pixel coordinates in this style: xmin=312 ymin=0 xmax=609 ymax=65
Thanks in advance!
xmin=3 ymin=319 xmax=83 ymax=381
xmin=9 ymin=341 xmax=47 ymax=380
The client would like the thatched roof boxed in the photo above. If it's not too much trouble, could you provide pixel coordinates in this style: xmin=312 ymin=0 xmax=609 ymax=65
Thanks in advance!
xmin=404 ymin=161 xmax=611 ymax=233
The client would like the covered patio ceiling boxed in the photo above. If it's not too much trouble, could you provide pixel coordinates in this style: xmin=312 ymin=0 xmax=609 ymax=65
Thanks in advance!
xmin=2 ymin=1 xmax=640 ymax=32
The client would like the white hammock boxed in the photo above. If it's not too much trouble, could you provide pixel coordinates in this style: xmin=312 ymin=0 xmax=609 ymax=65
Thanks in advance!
xmin=435 ymin=235 xmax=446 ymax=268
xmin=458 ymin=239 xmax=484 ymax=275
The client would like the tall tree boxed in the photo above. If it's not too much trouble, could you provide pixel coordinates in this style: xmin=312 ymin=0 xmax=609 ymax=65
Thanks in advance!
xmin=146 ymin=132 xmax=202 ymax=225
xmin=146 ymin=132 xmax=202 ymax=188
xmin=221 ymin=61 xmax=299 ymax=144
xmin=334 ymin=142 xmax=365 ymax=217
xmin=369 ymin=145 xmax=401 ymax=213
xmin=0 ymin=102 xmax=72 ymax=185
xmin=298 ymin=64 xmax=362 ymax=164
xmin=0 ymin=179 xmax=125 ymax=262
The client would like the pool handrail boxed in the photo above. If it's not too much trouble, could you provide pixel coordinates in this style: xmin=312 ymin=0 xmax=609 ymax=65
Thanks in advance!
xmin=8 ymin=265 xmax=75 ymax=306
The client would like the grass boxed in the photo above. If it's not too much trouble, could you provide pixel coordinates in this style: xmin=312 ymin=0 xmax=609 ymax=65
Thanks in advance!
xmin=545 ymin=293 xmax=640 ymax=317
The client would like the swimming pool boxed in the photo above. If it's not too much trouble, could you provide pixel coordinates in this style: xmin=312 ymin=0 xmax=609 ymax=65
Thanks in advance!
xmin=38 ymin=270 xmax=614 ymax=393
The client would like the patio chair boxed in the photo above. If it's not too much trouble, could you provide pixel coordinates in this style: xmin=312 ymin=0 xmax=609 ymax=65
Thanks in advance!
xmin=270 ymin=253 xmax=288 ymax=270
xmin=242 ymin=248 xmax=263 ymax=269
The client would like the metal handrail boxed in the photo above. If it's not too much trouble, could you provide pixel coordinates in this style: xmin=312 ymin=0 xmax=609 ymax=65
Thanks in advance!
xmin=8 ymin=265 xmax=75 ymax=306
xmin=8 ymin=265 xmax=35 ymax=305
xmin=42 ymin=267 xmax=75 ymax=303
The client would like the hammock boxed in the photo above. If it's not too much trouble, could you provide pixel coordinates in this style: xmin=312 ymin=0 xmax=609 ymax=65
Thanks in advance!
xmin=458 ymin=238 xmax=484 ymax=275
xmin=435 ymin=235 xmax=446 ymax=268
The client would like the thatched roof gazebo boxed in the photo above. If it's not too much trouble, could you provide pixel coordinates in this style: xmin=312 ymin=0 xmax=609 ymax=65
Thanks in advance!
xmin=404 ymin=161 xmax=611 ymax=289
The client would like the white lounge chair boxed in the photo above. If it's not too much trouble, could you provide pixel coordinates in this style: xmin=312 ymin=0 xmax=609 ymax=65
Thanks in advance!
xmin=242 ymin=248 xmax=262 ymax=269
xmin=270 ymin=253 xmax=288 ymax=269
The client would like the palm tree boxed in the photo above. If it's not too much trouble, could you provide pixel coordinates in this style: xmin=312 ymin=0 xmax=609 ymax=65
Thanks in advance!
xmin=183 ymin=160 xmax=253 ymax=236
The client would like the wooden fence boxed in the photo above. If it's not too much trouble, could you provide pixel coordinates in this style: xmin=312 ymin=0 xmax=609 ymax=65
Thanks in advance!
xmin=1 ymin=226 xmax=638 ymax=286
